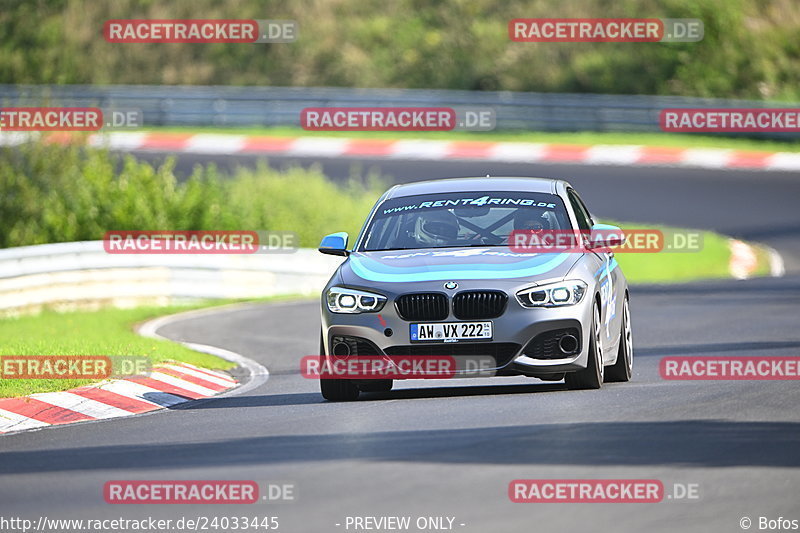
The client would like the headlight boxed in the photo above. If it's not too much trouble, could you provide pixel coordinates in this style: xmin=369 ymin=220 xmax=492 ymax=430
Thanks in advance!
xmin=516 ymin=280 xmax=587 ymax=308
xmin=326 ymin=287 xmax=387 ymax=314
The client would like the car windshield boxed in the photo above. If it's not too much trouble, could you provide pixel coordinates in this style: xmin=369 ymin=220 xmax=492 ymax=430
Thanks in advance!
xmin=360 ymin=191 xmax=572 ymax=251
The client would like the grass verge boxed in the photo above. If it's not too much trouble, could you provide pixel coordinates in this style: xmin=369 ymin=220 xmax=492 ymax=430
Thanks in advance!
xmin=609 ymin=221 xmax=730 ymax=283
xmin=0 ymin=303 xmax=239 ymax=399
xmin=144 ymin=126 xmax=800 ymax=153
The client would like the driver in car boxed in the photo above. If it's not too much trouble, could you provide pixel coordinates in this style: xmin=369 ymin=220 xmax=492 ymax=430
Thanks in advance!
xmin=513 ymin=209 xmax=551 ymax=233
xmin=413 ymin=210 xmax=460 ymax=248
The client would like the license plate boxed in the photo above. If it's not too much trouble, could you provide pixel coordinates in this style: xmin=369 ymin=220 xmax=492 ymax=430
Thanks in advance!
xmin=410 ymin=322 xmax=493 ymax=342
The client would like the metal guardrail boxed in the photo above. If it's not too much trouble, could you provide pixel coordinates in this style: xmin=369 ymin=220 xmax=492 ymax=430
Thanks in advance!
xmin=1 ymin=84 xmax=796 ymax=138
xmin=0 ymin=241 xmax=342 ymax=315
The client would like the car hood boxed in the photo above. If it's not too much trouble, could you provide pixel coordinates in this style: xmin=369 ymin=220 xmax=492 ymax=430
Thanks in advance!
xmin=341 ymin=247 xmax=582 ymax=284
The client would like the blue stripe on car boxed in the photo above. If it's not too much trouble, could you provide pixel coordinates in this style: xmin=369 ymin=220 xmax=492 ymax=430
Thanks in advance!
xmin=595 ymin=257 xmax=618 ymax=280
xmin=348 ymin=252 xmax=573 ymax=282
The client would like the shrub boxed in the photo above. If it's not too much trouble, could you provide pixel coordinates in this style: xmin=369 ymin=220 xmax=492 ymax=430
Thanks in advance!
xmin=0 ymin=140 xmax=384 ymax=248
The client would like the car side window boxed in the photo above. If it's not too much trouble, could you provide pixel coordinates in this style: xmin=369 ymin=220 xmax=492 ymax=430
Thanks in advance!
xmin=574 ymin=192 xmax=595 ymax=227
xmin=567 ymin=189 xmax=593 ymax=230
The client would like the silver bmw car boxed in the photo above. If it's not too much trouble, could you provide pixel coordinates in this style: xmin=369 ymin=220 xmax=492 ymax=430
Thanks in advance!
xmin=317 ymin=177 xmax=633 ymax=401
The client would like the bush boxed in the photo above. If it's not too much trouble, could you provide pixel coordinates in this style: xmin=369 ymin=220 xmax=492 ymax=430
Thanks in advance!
xmin=0 ymin=0 xmax=798 ymax=100
xmin=0 ymin=140 xmax=384 ymax=248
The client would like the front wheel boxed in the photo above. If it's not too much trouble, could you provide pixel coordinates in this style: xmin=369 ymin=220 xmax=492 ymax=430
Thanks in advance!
xmin=565 ymin=302 xmax=604 ymax=390
xmin=319 ymin=331 xmax=359 ymax=401
xmin=357 ymin=380 xmax=393 ymax=393
xmin=605 ymin=296 xmax=633 ymax=383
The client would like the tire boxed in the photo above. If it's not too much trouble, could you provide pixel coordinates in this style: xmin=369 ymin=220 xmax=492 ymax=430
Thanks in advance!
xmin=565 ymin=302 xmax=604 ymax=390
xmin=605 ymin=295 xmax=633 ymax=383
xmin=319 ymin=331 xmax=360 ymax=401
xmin=357 ymin=380 xmax=394 ymax=393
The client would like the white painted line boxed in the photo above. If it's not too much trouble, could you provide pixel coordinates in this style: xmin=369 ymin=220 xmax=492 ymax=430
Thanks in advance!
xmin=488 ymin=142 xmax=547 ymax=162
xmin=137 ymin=302 xmax=269 ymax=397
xmin=584 ymin=145 xmax=644 ymax=165
xmin=177 ymin=362 xmax=236 ymax=383
xmin=0 ymin=408 xmax=51 ymax=433
xmin=287 ymin=137 xmax=349 ymax=156
xmin=183 ymin=134 xmax=247 ymax=154
xmin=765 ymin=152 xmax=800 ymax=172
xmin=388 ymin=140 xmax=451 ymax=159
xmin=680 ymin=149 xmax=732 ymax=169
xmin=183 ymin=342 xmax=267 ymax=397
xmin=146 ymin=371 xmax=220 ymax=396
xmin=30 ymin=391 xmax=132 ymax=419
xmin=767 ymin=246 xmax=786 ymax=278
xmin=162 ymin=364 xmax=235 ymax=387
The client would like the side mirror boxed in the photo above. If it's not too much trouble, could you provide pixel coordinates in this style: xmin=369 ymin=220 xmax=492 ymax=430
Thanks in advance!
xmin=318 ymin=232 xmax=350 ymax=256
xmin=587 ymin=223 xmax=625 ymax=250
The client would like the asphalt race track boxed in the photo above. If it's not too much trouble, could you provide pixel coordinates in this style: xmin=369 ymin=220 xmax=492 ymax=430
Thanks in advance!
xmin=1 ymin=155 xmax=799 ymax=533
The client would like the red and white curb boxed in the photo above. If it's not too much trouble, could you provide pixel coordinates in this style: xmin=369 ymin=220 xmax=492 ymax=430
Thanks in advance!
xmin=728 ymin=239 xmax=786 ymax=280
xmin=0 ymin=303 xmax=269 ymax=436
xmin=0 ymin=362 xmax=237 ymax=434
xmin=2 ymin=131 xmax=799 ymax=171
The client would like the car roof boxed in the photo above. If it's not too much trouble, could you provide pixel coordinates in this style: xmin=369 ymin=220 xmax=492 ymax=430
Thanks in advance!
xmin=383 ymin=177 xmax=568 ymax=199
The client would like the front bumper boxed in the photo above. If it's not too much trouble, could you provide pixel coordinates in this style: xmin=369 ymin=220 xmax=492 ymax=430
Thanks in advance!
xmin=320 ymin=279 xmax=595 ymax=379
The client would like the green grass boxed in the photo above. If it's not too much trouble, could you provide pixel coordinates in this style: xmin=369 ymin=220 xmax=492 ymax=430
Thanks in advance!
xmin=614 ymin=229 xmax=730 ymax=283
xmin=0 ymin=304 xmax=237 ymax=398
xmin=606 ymin=220 xmax=750 ymax=284
xmin=143 ymin=126 xmax=800 ymax=153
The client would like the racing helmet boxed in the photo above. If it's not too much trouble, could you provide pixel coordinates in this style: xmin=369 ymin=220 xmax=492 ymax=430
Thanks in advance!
xmin=513 ymin=209 xmax=552 ymax=232
xmin=414 ymin=210 xmax=460 ymax=246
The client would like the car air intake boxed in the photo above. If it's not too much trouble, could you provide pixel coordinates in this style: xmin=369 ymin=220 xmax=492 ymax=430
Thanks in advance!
xmin=384 ymin=342 xmax=520 ymax=368
xmin=330 ymin=336 xmax=381 ymax=356
xmin=523 ymin=327 xmax=582 ymax=359
xmin=452 ymin=290 xmax=508 ymax=319
xmin=395 ymin=293 xmax=448 ymax=321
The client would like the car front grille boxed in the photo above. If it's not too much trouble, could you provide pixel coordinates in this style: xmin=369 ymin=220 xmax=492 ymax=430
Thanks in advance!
xmin=395 ymin=293 xmax=449 ymax=321
xmin=452 ymin=290 xmax=508 ymax=319
xmin=384 ymin=342 xmax=520 ymax=367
